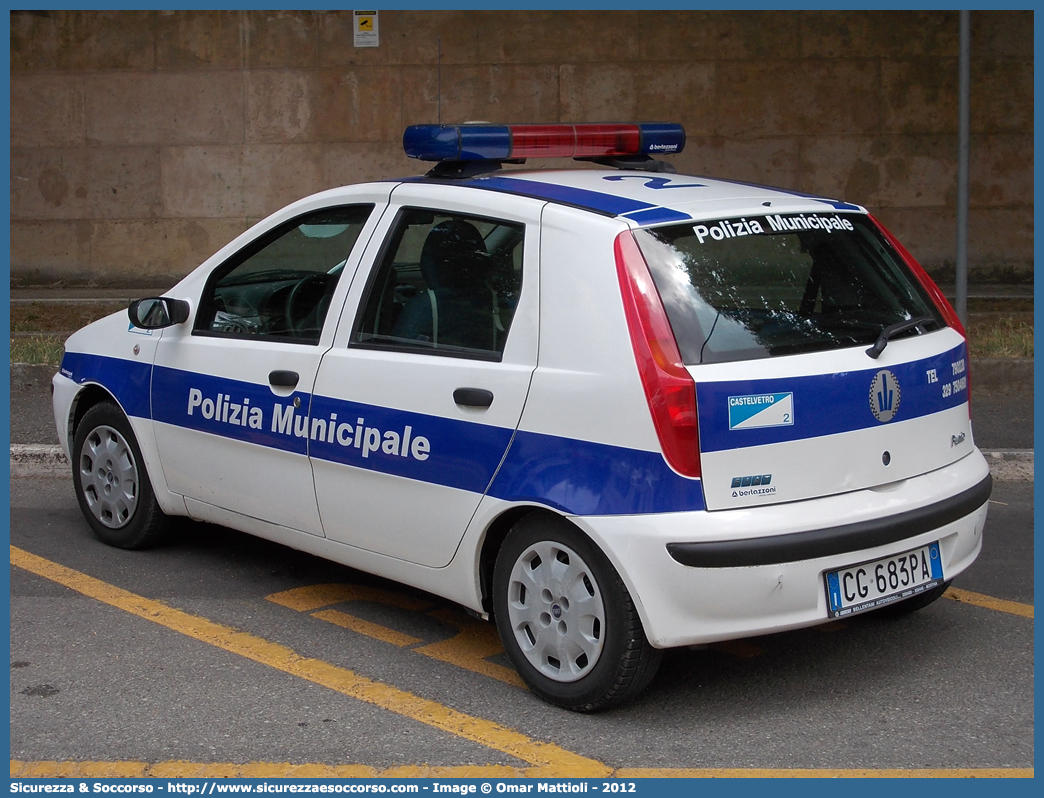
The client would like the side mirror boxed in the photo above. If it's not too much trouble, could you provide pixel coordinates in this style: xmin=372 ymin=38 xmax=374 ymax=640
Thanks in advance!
xmin=128 ymin=297 xmax=190 ymax=330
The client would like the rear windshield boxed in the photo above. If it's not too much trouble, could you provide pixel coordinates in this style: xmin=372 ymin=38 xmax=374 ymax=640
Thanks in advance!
xmin=634 ymin=213 xmax=945 ymax=365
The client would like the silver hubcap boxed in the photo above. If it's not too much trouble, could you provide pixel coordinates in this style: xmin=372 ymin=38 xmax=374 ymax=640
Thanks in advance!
xmin=79 ymin=425 xmax=139 ymax=529
xmin=506 ymin=541 xmax=605 ymax=682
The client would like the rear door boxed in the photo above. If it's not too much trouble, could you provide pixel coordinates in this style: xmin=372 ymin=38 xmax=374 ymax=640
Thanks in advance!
xmin=309 ymin=183 xmax=542 ymax=566
xmin=633 ymin=210 xmax=973 ymax=511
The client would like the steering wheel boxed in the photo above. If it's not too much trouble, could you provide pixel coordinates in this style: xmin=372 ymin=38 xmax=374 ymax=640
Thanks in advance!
xmin=285 ymin=274 xmax=331 ymax=337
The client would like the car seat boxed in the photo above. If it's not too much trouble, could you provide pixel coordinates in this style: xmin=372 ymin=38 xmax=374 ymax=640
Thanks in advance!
xmin=392 ymin=219 xmax=504 ymax=352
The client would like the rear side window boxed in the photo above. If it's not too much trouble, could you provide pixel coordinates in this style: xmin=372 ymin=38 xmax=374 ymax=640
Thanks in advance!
xmin=634 ymin=213 xmax=944 ymax=365
xmin=353 ymin=208 xmax=524 ymax=360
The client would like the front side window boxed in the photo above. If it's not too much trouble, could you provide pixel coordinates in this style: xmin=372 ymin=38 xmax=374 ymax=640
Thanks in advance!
xmin=634 ymin=213 xmax=944 ymax=365
xmin=353 ymin=209 xmax=524 ymax=360
xmin=195 ymin=205 xmax=373 ymax=344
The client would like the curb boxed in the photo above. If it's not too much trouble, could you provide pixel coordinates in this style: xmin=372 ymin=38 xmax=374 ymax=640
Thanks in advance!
xmin=11 ymin=362 xmax=59 ymax=392
xmin=11 ymin=444 xmax=1033 ymax=482
xmin=981 ymin=450 xmax=1035 ymax=483
xmin=11 ymin=444 xmax=71 ymax=478
xmin=973 ymin=358 xmax=1034 ymax=392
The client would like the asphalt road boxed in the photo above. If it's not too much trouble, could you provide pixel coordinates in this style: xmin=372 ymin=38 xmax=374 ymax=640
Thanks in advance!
xmin=9 ymin=476 xmax=1034 ymax=774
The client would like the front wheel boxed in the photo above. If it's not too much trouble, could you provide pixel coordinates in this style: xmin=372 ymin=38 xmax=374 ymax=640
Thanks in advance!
xmin=492 ymin=514 xmax=662 ymax=712
xmin=72 ymin=402 xmax=171 ymax=549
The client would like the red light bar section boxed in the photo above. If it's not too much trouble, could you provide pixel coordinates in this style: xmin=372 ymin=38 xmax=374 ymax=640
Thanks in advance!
xmin=509 ymin=125 xmax=578 ymax=158
xmin=575 ymin=124 xmax=642 ymax=157
xmin=510 ymin=124 xmax=642 ymax=158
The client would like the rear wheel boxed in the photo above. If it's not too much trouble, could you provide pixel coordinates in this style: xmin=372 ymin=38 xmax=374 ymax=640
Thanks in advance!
xmin=492 ymin=514 xmax=661 ymax=712
xmin=72 ymin=402 xmax=170 ymax=549
xmin=872 ymin=580 xmax=952 ymax=617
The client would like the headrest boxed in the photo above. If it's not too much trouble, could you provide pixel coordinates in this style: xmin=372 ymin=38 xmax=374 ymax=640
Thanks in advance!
xmin=419 ymin=220 xmax=489 ymax=290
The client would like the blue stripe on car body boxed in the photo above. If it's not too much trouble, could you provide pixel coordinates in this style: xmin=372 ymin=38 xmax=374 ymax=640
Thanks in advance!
xmin=459 ymin=176 xmax=659 ymax=217
xmin=60 ymin=351 xmax=152 ymax=419
xmin=487 ymin=429 xmax=706 ymax=515
xmin=696 ymin=177 xmax=864 ymax=212
xmin=399 ymin=173 xmax=860 ymax=222
xmin=306 ymin=393 xmax=514 ymax=495
xmin=620 ymin=207 xmax=695 ymax=225
xmin=398 ymin=174 xmax=696 ymax=223
xmin=151 ymin=366 xmax=313 ymax=455
xmin=695 ymin=342 xmax=969 ymax=453
xmin=60 ymin=353 xmax=703 ymax=516
xmin=61 ymin=340 xmax=967 ymax=519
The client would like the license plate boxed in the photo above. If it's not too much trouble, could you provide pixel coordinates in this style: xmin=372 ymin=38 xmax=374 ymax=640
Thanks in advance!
xmin=825 ymin=542 xmax=944 ymax=618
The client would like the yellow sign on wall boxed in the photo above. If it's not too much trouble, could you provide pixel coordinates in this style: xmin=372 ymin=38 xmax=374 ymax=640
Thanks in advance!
xmin=354 ymin=10 xmax=379 ymax=48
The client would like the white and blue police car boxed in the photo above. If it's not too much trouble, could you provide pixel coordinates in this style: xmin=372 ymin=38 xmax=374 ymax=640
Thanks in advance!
xmin=53 ymin=123 xmax=991 ymax=711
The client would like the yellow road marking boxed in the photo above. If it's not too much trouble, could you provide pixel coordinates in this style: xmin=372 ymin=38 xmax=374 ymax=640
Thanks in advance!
xmin=268 ymin=584 xmax=526 ymax=688
xmin=414 ymin=608 xmax=527 ymax=689
xmin=312 ymin=609 xmax=422 ymax=647
xmin=10 ymin=761 xmax=1033 ymax=779
xmin=616 ymin=767 xmax=1034 ymax=778
xmin=266 ymin=584 xmax=433 ymax=613
xmin=944 ymin=587 xmax=1034 ymax=618
xmin=10 ymin=546 xmax=608 ymax=778
xmin=11 ymin=548 xmax=1033 ymax=780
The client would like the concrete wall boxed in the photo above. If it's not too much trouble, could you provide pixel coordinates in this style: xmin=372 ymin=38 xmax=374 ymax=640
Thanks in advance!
xmin=10 ymin=10 xmax=1033 ymax=287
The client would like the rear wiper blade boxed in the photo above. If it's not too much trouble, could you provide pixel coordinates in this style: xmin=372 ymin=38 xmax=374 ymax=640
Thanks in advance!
xmin=865 ymin=316 xmax=936 ymax=359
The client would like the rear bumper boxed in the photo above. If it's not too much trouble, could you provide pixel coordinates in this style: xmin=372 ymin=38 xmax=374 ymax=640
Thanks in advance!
xmin=578 ymin=449 xmax=990 ymax=649
xmin=666 ymin=473 xmax=991 ymax=568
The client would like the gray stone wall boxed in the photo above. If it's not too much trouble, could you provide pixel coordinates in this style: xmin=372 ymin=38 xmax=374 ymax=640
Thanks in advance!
xmin=10 ymin=10 xmax=1033 ymax=287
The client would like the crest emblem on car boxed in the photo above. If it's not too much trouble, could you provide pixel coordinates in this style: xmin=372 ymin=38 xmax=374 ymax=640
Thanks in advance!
xmin=869 ymin=370 xmax=901 ymax=422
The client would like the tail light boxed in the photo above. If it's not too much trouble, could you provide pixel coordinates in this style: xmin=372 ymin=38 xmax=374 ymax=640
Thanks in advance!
xmin=614 ymin=231 xmax=701 ymax=478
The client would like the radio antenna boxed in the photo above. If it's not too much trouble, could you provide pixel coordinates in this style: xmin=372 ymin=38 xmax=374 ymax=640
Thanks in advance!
xmin=437 ymin=36 xmax=442 ymax=125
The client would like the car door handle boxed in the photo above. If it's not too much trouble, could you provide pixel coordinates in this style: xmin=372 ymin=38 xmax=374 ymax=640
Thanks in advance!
xmin=269 ymin=370 xmax=300 ymax=388
xmin=453 ymin=388 xmax=494 ymax=408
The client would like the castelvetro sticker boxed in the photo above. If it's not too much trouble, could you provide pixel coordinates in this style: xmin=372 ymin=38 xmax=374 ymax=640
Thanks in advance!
xmin=728 ymin=392 xmax=794 ymax=430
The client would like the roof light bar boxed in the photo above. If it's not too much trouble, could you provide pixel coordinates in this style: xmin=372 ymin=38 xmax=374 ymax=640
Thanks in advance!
xmin=403 ymin=123 xmax=685 ymax=162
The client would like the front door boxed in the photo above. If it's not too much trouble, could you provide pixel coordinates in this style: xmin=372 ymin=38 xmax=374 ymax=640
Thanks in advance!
xmin=150 ymin=192 xmax=388 ymax=534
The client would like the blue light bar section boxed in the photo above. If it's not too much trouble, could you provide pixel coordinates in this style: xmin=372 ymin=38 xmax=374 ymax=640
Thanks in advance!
xmin=404 ymin=125 xmax=512 ymax=161
xmin=402 ymin=126 xmax=460 ymax=161
xmin=640 ymin=123 xmax=686 ymax=155
xmin=459 ymin=126 xmax=512 ymax=160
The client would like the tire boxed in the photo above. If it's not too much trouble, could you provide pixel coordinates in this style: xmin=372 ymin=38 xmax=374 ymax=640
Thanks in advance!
xmin=871 ymin=580 xmax=952 ymax=618
xmin=71 ymin=402 xmax=171 ymax=549
xmin=492 ymin=514 xmax=662 ymax=712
